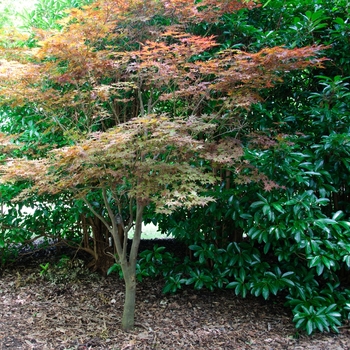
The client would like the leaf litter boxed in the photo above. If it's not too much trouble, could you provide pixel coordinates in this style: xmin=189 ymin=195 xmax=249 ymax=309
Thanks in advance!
xmin=0 ymin=246 xmax=349 ymax=350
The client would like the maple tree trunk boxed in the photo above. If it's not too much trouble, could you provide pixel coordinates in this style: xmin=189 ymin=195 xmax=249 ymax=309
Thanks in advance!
xmin=119 ymin=203 xmax=144 ymax=331
xmin=121 ymin=264 xmax=137 ymax=331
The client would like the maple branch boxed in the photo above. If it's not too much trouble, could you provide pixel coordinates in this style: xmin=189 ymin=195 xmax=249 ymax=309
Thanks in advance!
xmin=73 ymin=80 xmax=94 ymax=130
xmin=34 ymin=103 xmax=69 ymax=133
xmin=82 ymin=195 xmax=112 ymax=235
xmin=101 ymin=187 xmax=125 ymax=258
xmin=128 ymin=201 xmax=144 ymax=265
xmin=147 ymin=90 xmax=153 ymax=115
xmin=192 ymin=94 xmax=207 ymax=115
xmin=146 ymin=89 xmax=161 ymax=114
xmin=128 ymin=198 xmax=134 ymax=232
xmin=137 ymin=77 xmax=145 ymax=117
xmin=109 ymin=100 xmax=121 ymax=125
xmin=107 ymin=184 xmax=131 ymax=258
xmin=121 ymin=197 xmax=135 ymax=256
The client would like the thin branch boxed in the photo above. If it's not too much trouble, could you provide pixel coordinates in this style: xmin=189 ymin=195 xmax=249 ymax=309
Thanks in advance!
xmin=82 ymin=196 xmax=112 ymax=234
xmin=109 ymin=100 xmax=121 ymax=125
xmin=101 ymin=188 xmax=123 ymax=257
xmin=137 ymin=76 xmax=145 ymax=117
xmin=128 ymin=202 xmax=144 ymax=266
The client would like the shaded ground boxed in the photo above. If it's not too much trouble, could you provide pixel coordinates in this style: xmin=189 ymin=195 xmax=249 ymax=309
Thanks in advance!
xmin=0 ymin=244 xmax=349 ymax=349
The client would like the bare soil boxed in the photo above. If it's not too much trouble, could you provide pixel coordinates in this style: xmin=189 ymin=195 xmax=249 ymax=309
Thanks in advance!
xmin=0 ymin=245 xmax=349 ymax=350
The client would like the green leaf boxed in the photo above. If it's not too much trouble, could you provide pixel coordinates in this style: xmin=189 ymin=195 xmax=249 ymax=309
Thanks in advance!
xmin=304 ymin=171 xmax=321 ymax=176
xmin=263 ymin=242 xmax=271 ymax=254
xmin=295 ymin=317 xmax=306 ymax=329
xmin=271 ymin=202 xmax=285 ymax=213
xmin=306 ymin=319 xmax=314 ymax=335
xmin=239 ymin=267 xmax=246 ymax=281
xmin=186 ymin=277 xmax=195 ymax=285
xmin=162 ymin=283 xmax=173 ymax=294
xmin=316 ymin=263 xmax=324 ymax=276
xmin=270 ymin=284 xmax=279 ymax=295
xmin=321 ymin=256 xmax=334 ymax=269
xmin=332 ymin=210 xmax=344 ymax=221
xmin=315 ymin=218 xmax=337 ymax=227
xmin=241 ymin=285 xmax=248 ymax=298
xmin=194 ymin=280 xmax=204 ymax=290
xmin=248 ymin=227 xmax=263 ymax=240
xmin=235 ymin=284 xmax=243 ymax=296
xmin=309 ymin=256 xmax=321 ymax=268
xmin=256 ymin=193 xmax=268 ymax=204
xmin=189 ymin=245 xmax=201 ymax=251
xmin=252 ymin=286 xmax=262 ymax=297
xmin=282 ymin=278 xmax=295 ymax=287
xmin=285 ymin=199 xmax=297 ymax=206
xmin=262 ymin=204 xmax=271 ymax=216
xmin=107 ymin=264 xmax=119 ymax=275
xmin=282 ymin=271 xmax=294 ymax=278
xmin=226 ymin=281 xmax=239 ymax=289
xmin=311 ymin=240 xmax=320 ymax=253
xmin=250 ymin=200 xmax=265 ymax=208
xmin=262 ymin=285 xmax=270 ymax=300
xmin=240 ymin=213 xmax=252 ymax=219
xmin=265 ymin=271 xmax=276 ymax=278
xmin=314 ymin=317 xmax=326 ymax=332
xmin=343 ymin=255 xmax=350 ymax=267
xmin=315 ymin=198 xmax=330 ymax=206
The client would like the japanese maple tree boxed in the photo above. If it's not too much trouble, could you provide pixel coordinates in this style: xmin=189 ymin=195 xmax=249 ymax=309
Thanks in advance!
xmin=0 ymin=0 xmax=329 ymax=331
xmin=1 ymin=115 xmax=240 ymax=330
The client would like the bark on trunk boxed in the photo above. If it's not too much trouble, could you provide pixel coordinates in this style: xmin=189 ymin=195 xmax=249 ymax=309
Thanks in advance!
xmin=82 ymin=194 xmax=144 ymax=330
xmin=119 ymin=202 xmax=144 ymax=331
xmin=121 ymin=265 xmax=137 ymax=331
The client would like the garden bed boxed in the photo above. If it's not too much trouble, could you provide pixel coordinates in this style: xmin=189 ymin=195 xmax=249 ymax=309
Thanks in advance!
xmin=0 ymin=242 xmax=349 ymax=349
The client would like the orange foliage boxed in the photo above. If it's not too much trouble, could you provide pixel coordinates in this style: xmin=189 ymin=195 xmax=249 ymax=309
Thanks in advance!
xmin=163 ymin=0 xmax=259 ymax=23
xmin=0 ymin=0 xmax=327 ymax=128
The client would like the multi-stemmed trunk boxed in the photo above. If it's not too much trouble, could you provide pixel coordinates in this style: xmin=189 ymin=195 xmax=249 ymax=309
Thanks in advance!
xmin=85 ymin=191 xmax=145 ymax=331
xmin=117 ymin=202 xmax=144 ymax=331
xmin=121 ymin=263 xmax=137 ymax=330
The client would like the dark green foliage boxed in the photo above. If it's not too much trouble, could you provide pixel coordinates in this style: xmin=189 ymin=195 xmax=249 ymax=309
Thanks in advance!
xmin=153 ymin=0 xmax=350 ymax=335
xmin=0 ymin=106 xmax=87 ymax=264
xmin=0 ymin=1 xmax=92 ymax=265
xmin=107 ymin=245 xmax=179 ymax=282
xmin=19 ymin=0 xmax=93 ymax=30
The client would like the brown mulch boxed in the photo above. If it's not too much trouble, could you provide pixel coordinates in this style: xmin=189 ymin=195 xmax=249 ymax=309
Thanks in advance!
xmin=0 ymin=248 xmax=349 ymax=350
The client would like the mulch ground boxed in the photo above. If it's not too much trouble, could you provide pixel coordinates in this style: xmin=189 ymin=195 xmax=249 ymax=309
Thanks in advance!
xmin=0 ymin=244 xmax=349 ymax=350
